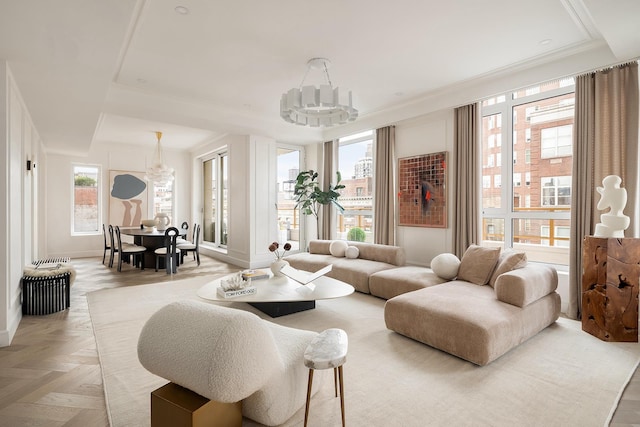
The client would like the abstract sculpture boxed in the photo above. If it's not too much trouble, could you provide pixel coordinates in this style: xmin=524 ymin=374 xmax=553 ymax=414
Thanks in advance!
xmin=593 ymin=175 xmax=630 ymax=238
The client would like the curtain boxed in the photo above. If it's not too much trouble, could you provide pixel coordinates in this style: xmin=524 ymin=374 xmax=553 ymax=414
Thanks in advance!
xmin=567 ymin=62 xmax=639 ymax=320
xmin=453 ymin=104 xmax=479 ymax=258
xmin=374 ymin=126 xmax=396 ymax=245
xmin=320 ymin=140 xmax=334 ymax=240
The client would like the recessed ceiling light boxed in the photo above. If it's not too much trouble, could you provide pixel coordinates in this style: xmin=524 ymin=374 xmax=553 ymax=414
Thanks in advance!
xmin=174 ymin=6 xmax=189 ymax=15
xmin=539 ymin=39 xmax=552 ymax=46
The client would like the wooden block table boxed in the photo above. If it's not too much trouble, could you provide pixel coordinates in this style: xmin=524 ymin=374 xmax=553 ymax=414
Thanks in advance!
xmin=582 ymin=236 xmax=639 ymax=342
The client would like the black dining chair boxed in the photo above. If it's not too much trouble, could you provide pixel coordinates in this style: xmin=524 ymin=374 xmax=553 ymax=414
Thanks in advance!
xmin=155 ymin=227 xmax=180 ymax=274
xmin=176 ymin=221 xmax=190 ymax=245
xmin=115 ymin=226 xmax=147 ymax=272
xmin=107 ymin=225 xmax=119 ymax=268
xmin=102 ymin=224 xmax=111 ymax=265
xmin=177 ymin=224 xmax=200 ymax=266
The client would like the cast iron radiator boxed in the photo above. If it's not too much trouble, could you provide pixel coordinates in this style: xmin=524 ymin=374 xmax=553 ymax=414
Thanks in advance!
xmin=22 ymin=257 xmax=72 ymax=315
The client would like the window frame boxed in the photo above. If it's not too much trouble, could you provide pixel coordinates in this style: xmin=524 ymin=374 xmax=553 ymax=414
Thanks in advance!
xmin=481 ymin=82 xmax=574 ymax=266
xmin=71 ymin=163 xmax=102 ymax=236
xmin=201 ymin=148 xmax=228 ymax=250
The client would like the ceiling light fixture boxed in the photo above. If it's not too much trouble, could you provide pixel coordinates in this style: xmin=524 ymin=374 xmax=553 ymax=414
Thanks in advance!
xmin=144 ymin=131 xmax=174 ymax=185
xmin=280 ymin=58 xmax=358 ymax=127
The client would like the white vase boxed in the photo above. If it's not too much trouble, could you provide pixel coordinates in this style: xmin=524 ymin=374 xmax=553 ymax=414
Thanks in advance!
xmin=270 ymin=259 xmax=289 ymax=277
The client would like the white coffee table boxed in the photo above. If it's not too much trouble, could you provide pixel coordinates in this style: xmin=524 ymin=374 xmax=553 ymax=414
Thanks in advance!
xmin=197 ymin=273 xmax=355 ymax=317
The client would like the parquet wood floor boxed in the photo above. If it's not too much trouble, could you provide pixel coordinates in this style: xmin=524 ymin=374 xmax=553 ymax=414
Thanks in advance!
xmin=0 ymin=255 xmax=637 ymax=426
xmin=0 ymin=255 xmax=236 ymax=426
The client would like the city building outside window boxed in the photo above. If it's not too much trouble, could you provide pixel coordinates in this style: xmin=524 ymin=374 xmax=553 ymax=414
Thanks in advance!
xmin=336 ymin=130 xmax=374 ymax=242
xmin=202 ymin=150 xmax=228 ymax=249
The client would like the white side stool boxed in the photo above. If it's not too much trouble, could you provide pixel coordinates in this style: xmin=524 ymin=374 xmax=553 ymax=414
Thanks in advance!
xmin=303 ymin=328 xmax=348 ymax=427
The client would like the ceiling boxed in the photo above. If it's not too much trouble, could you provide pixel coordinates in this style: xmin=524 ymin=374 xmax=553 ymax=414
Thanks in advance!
xmin=1 ymin=0 xmax=639 ymax=155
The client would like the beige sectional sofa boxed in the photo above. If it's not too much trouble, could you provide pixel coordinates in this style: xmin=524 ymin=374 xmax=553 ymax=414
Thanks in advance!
xmin=286 ymin=241 xmax=561 ymax=366
xmin=285 ymin=240 xmax=406 ymax=294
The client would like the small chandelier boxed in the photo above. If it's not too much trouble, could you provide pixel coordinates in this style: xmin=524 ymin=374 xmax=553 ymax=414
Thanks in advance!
xmin=280 ymin=58 xmax=358 ymax=127
xmin=144 ymin=131 xmax=174 ymax=185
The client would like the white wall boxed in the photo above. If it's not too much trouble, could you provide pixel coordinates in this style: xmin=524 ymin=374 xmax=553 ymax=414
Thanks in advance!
xmin=0 ymin=63 xmax=41 ymax=346
xmin=46 ymin=142 xmax=191 ymax=259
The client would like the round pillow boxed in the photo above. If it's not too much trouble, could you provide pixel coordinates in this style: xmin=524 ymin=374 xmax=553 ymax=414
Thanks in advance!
xmin=329 ymin=240 xmax=349 ymax=257
xmin=345 ymin=246 xmax=359 ymax=259
xmin=430 ymin=253 xmax=461 ymax=280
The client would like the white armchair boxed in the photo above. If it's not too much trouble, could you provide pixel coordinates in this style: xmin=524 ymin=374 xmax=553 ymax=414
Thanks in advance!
xmin=137 ymin=300 xmax=323 ymax=426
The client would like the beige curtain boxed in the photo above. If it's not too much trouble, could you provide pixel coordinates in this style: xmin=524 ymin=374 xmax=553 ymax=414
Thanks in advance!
xmin=568 ymin=62 xmax=639 ymax=320
xmin=320 ymin=140 xmax=334 ymax=240
xmin=374 ymin=126 xmax=396 ymax=245
xmin=453 ymin=104 xmax=479 ymax=258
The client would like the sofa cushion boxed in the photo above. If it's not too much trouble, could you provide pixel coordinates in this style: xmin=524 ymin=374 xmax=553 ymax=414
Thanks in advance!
xmin=457 ymin=245 xmax=501 ymax=285
xmin=308 ymin=240 xmax=332 ymax=255
xmin=430 ymin=253 xmax=460 ymax=280
xmin=494 ymin=264 xmax=558 ymax=307
xmin=345 ymin=246 xmax=359 ymax=259
xmin=330 ymin=258 xmax=397 ymax=294
xmin=489 ymin=250 xmax=527 ymax=287
xmin=330 ymin=240 xmax=349 ymax=257
xmin=369 ymin=266 xmax=447 ymax=300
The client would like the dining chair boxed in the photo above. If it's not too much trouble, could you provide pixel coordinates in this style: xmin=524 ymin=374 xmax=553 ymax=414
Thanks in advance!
xmin=102 ymin=224 xmax=111 ymax=265
xmin=176 ymin=221 xmax=189 ymax=245
xmin=155 ymin=227 xmax=181 ymax=274
xmin=107 ymin=225 xmax=119 ymax=268
xmin=115 ymin=226 xmax=147 ymax=272
xmin=177 ymin=224 xmax=200 ymax=266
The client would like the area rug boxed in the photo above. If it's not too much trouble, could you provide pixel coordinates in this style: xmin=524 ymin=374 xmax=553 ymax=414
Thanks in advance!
xmin=87 ymin=276 xmax=640 ymax=427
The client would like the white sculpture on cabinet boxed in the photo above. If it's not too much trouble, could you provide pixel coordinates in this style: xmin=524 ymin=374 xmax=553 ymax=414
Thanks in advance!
xmin=593 ymin=175 xmax=630 ymax=238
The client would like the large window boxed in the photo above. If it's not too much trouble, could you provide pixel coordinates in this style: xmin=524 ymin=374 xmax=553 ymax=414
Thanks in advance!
xmin=481 ymin=79 xmax=574 ymax=265
xmin=72 ymin=164 xmax=100 ymax=234
xmin=336 ymin=130 xmax=374 ymax=242
xmin=276 ymin=146 xmax=303 ymax=251
xmin=203 ymin=150 xmax=228 ymax=248
xmin=153 ymin=181 xmax=173 ymax=219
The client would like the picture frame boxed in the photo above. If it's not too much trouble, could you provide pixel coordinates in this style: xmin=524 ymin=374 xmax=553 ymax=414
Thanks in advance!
xmin=398 ymin=152 xmax=447 ymax=228
xmin=108 ymin=170 xmax=149 ymax=227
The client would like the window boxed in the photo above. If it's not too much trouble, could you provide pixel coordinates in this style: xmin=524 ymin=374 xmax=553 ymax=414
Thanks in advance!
xmin=153 ymin=181 xmax=173 ymax=219
xmin=541 ymin=125 xmax=572 ymax=158
xmin=336 ymin=130 xmax=374 ymax=242
xmin=541 ymin=176 xmax=572 ymax=206
xmin=203 ymin=150 xmax=228 ymax=248
xmin=72 ymin=164 xmax=100 ymax=234
xmin=481 ymin=79 xmax=574 ymax=265
xmin=276 ymin=146 xmax=303 ymax=251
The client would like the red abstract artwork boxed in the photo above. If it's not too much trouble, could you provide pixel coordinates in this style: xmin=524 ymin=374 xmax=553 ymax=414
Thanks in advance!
xmin=398 ymin=152 xmax=447 ymax=227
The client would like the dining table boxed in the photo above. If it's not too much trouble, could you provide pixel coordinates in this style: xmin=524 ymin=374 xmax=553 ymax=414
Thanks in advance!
xmin=119 ymin=226 xmax=188 ymax=271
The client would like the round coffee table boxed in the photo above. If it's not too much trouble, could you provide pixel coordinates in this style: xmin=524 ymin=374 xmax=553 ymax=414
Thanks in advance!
xmin=197 ymin=273 xmax=354 ymax=317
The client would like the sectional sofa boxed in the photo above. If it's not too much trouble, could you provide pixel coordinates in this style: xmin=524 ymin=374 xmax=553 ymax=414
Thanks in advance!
xmin=285 ymin=240 xmax=561 ymax=365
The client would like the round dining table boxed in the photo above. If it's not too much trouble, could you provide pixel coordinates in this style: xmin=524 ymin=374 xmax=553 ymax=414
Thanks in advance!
xmin=119 ymin=227 xmax=188 ymax=271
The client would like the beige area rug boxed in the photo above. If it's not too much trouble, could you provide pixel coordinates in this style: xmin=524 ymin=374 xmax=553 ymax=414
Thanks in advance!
xmin=87 ymin=276 xmax=640 ymax=427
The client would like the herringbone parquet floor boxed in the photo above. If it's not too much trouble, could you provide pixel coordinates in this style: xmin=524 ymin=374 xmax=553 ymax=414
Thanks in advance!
xmin=0 ymin=254 xmax=237 ymax=427
xmin=0 ymin=255 xmax=638 ymax=426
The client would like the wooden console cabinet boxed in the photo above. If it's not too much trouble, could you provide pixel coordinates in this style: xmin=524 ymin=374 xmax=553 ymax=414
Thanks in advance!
xmin=582 ymin=237 xmax=639 ymax=342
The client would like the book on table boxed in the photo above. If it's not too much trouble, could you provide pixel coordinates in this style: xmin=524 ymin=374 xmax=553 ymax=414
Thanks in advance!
xmin=280 ymin=264 xmax=332 ymax=285
xmin=241 ymin=269 xmax=269 ymax=281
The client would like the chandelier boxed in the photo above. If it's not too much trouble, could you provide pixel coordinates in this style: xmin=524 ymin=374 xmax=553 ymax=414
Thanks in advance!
xmin=280 ymin=58 xmax=358 ymax=127
xmin=144 ymin=131 xmax=174 ymax=185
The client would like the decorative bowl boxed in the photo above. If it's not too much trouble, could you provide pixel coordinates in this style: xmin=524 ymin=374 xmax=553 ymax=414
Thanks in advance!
xmin=141 ymin=219 xmax=157 ymax=227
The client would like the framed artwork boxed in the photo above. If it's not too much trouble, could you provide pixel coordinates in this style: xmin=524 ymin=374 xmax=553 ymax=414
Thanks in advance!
xmin=109 ymin=170 xmax=149 ymax=227
xmin=398 ymin=152 xmax=447 ymax=228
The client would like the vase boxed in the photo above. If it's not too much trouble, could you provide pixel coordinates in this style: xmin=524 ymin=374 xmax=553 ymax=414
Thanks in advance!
xmin=270 ymin=259 xmax=289 ymax=277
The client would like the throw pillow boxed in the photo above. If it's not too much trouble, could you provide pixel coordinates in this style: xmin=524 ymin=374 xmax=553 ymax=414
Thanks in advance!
xmin=489 ymin=250 xmax=527 ymax=287
xmin=329 ymin=240 xmax=349 ymax=257
xmin=456 ymin=245 xmax=501 ymax=285
xmin=345 ymin=246 xmax=360 ymax=259
xmin=430 ymin=253 xmax=460 ymax=280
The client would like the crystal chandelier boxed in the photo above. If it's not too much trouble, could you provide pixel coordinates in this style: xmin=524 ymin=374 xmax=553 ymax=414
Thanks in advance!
xmin=144 ymin=131 xmax=174 ymax=185
xmin=280 ymin=58 xmax=358 ymax=127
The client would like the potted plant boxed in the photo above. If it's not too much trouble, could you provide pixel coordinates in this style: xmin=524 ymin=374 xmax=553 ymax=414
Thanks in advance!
xmin=293 ymin=170 xmax=345 ymax=239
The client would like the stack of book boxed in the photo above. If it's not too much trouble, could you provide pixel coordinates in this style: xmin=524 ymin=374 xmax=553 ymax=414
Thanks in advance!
xmin=241 ymin=269 xmax=269 ymax=281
